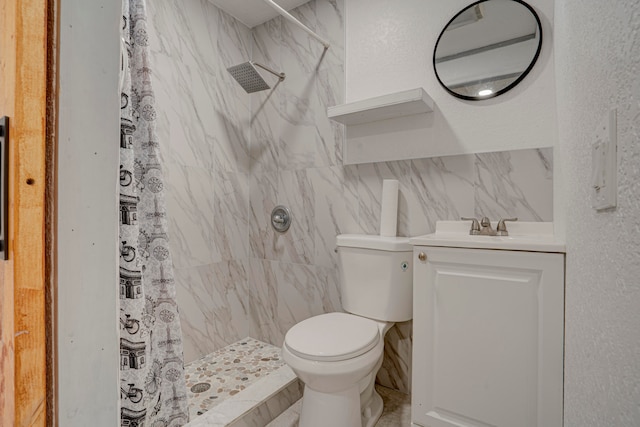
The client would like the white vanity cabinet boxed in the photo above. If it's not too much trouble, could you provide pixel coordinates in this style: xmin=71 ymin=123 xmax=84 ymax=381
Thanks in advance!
xmin=411 ymin=245 xmax=564 ymax=427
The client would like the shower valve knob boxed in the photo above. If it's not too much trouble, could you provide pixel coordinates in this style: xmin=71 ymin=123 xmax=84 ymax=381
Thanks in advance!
xmin=271 ymin=205 xmax=292 ymax=233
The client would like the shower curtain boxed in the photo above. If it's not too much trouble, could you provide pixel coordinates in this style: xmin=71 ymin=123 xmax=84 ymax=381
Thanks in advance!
xmin=119 ymin=0 xmax=189 ymax=425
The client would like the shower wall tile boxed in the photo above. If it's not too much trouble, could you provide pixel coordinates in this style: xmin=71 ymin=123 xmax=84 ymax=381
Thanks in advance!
xmin=249 ymin=171 xmax=279 ymax=260
xmin=249 ymin=169 xmax=316 ymax=264
xmin=147 ymin=0 xmax=256 ymax=365
xmin=250 ymin=19 xmax=282 ymax=175
xmin=246 ymin=258 xmax=282 ymax=346
xmin=475 ymin=148 xmax=554 ymax=221
xmin=276 ymin=169 xmax=316 ymax=264
xmin=279 ymin=3 xmax=327 ymax=171
xmin=148 ymin=0 xmax=216 ymax=170
xmin=250 ymin=88 xmax=281 ymax=175
xmin=174 ymin=260 xmax=250 ymax=363
xmin=214 ymin=170 xmax=250 ymax=261
xmin=164 ymin=163 xmax=219 ymax=269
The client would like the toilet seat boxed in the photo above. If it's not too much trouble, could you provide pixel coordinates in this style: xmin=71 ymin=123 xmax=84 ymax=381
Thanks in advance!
xmin=284 ymin=312 xmax=380 ymax=362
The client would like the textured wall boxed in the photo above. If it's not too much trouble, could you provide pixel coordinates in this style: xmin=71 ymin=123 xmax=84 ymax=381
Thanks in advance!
xmin=555 ymin=1 xmax=640 ymax=425
xmin=343 ymin=0 xmax=559 ymax=161
xmin=147 ymin=0 xmax=555 ymax=395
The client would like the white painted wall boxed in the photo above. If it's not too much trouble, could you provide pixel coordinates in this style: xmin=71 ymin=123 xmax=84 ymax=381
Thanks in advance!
xmin=344 ymin=0 xmax=558 ymax=162
xmin=57 ymin=0 xmax=120 ymax=425
xmin=555 ymin=1 xmax=640 ymax=426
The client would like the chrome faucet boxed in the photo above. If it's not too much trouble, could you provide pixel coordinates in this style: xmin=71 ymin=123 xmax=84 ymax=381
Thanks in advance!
xmin=461 ymin=217 xmax=518 ymax=236
xmin=461 ymin=217 xmax=481 ymax=235
xmin=496 ymin=217 xmax=518 ymax=236
xmin=479 ymin=217 xmax=496 ymax=236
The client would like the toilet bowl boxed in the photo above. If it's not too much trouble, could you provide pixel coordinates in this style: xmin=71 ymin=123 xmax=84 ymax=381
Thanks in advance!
xmin=282 ymin=234 xmax=414 ymax=427
xmin=282 ymin=312 xmax=393 ymax=427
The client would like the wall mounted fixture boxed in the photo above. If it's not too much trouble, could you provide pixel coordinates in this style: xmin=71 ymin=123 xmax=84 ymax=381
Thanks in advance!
xmin=271 ymin=205 xmax=292 ymax=233
xmin=227 ymin=61 xmax=286 ymax=93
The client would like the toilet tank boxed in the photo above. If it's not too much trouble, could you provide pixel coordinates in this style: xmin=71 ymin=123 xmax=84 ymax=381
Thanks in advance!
xmin=336 ymin=234 xmax=413 ymax=322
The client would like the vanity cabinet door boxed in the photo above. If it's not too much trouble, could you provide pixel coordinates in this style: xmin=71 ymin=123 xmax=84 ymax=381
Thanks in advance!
xmin=411 ymin=247 xmax=564 ymax=427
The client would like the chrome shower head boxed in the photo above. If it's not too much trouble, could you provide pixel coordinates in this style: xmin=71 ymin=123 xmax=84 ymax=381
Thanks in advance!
xmin=227 ymin=61 xmax=285 ymax=94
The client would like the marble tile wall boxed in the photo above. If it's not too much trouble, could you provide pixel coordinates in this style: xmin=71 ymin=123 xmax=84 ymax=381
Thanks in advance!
xmin=147 ymin=0 xmax=554 ymax=394
xmin=147 ymin=0 xmax=254 ymax=361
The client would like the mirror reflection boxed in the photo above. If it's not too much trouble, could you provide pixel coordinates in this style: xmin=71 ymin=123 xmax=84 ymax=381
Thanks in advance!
xmin=433 ymin=0 xmax=542 ymax=100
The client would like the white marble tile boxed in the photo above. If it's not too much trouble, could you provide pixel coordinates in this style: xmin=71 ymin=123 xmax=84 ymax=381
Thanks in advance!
xmin=357 ymin=161 xmax=414 ymax=237
xmin=147 ymin=0 xmax=217 ymax=170
xmin=475 ymin=148 xmax=554 ymax=221
xmin=279 ymin=2 xmax=344 ymax=170
xmin=410 ymin=155 xmax=475 ymax=236
xmin=309 ymin=165 xmax=361 ymax=269
xmin=174 ymin=260 xmax=250 ymax=363
xmin=276 ymin=169 xmax=315 ymax=264
xmin=229 ymin=379 xmax=303 ymax=427
xmin=214 ymin=170 xmax=250 ymax=260
xmin=279 ymin=2 xmax=326 ymax=171
xmin=250 ymin=18 xmax=282 ymax=174
xmin=265 ymin=399 xmax=301 ymax=427
xmin=246 ymin=258 xmax=282 ymax=346
xmin=249 ymin=171 xmax=279 ymax=260
xmin=165 ymin=163 xmax=219 ymax=269
xmin=315 ymin=265 xmax=343 ymax=314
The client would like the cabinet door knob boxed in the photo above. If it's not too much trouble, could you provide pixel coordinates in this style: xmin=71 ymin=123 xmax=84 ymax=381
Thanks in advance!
xmin=418 ymin=252 xmax=427 ymax=262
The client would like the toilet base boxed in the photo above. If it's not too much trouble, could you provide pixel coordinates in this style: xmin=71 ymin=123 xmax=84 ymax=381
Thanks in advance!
xmin=298 ymin=384 xmax=384 ymax=427
xmin=362 ymin=388 xmax=383 ymax=427
xmin=299 ymin=385 xmax=360 ymax=427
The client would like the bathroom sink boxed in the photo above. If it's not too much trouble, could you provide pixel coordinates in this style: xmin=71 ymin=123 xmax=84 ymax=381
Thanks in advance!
xmin=409 ymin=221 xmax=565 ymax=253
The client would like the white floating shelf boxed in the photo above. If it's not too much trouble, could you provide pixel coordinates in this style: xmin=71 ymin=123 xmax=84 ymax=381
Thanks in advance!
xmin=328 ymin=88 xmax=434 ymax=125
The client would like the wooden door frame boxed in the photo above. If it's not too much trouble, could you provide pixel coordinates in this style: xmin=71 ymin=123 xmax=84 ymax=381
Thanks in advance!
xmin=0 ymin=0 xmax=57 ymax=425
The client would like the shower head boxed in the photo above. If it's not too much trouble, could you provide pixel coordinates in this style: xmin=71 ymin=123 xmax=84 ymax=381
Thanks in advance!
xmin=227 ymin=61 xmax=285 ymax=93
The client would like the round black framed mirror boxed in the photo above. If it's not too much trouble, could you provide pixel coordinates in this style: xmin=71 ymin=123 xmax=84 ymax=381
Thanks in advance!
xmin=433 ymin=0 xmax=542 ymax=101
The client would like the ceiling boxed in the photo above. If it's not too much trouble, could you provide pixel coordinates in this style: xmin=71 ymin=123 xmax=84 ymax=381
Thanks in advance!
xmin=209 ymin=0 xmax=311 ymax=28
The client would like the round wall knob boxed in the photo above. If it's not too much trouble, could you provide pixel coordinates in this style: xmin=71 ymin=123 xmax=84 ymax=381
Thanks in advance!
xmin=271 ymin=205 xmax=292 ymax=233
xmin=418 ymin=252 xmax=427 ymax=261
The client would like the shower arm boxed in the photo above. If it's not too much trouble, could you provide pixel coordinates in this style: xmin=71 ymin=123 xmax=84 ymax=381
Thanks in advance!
xmin=263 ymin=0 xmax=330 ymax=50
xmin=254 ymin=62 xmax=286 ymax=81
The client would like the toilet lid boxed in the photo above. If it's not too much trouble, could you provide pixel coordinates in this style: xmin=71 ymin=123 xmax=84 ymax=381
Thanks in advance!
xmin=284 ymin=312 xmax=380 ymax=362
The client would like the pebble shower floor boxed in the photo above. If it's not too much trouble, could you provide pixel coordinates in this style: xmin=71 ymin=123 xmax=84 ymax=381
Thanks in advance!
xmin=184 ymin=337 xmax=285 ymax=420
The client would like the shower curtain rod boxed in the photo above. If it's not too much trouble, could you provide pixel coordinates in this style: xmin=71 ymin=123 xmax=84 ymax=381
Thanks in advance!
xmin=263 ymin=0 xmax=330 ymax=50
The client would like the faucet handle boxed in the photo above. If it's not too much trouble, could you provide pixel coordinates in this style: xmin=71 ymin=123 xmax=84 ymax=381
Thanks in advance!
xmin=461 ymin=217 xmax=481 ymax=235
xmin=496 ymin=217 xmax=518 ymax=236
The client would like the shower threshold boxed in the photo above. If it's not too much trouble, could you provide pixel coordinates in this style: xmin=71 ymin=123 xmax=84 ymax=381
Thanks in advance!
xmin=184 ymin=337 xmax=302 ymax=427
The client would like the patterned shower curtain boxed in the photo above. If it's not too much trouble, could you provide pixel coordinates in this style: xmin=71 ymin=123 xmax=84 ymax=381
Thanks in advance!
xmin=119 ymin=0 xmax=189 ymax=425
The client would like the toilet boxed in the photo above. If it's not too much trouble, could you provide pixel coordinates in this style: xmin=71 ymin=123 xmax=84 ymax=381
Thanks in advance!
xmin=282 ymin=234 xmax=413 ymax=427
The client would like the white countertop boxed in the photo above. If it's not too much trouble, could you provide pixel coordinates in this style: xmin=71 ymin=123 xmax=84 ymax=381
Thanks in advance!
xmin=410 ymin=221 xmax=566 ymax=253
